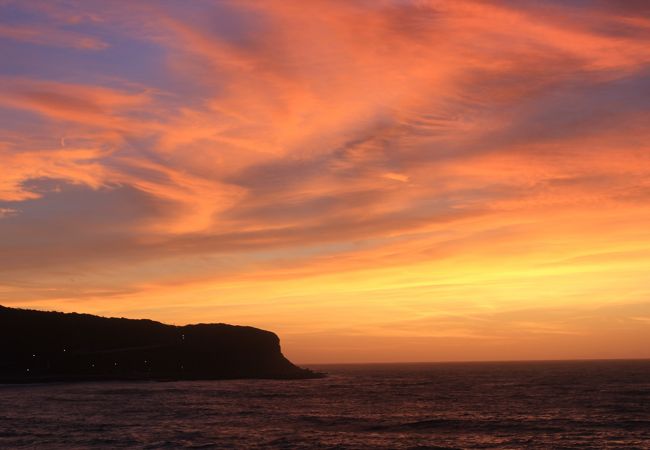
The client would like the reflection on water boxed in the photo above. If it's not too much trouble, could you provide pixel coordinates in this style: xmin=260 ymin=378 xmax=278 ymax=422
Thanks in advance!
xmin=1 ymin=360 xmax=649 ymax=448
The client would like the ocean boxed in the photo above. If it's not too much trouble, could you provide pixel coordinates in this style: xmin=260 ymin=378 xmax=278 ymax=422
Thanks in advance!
xmin=1 ymin=360 xmax=649 ymax=449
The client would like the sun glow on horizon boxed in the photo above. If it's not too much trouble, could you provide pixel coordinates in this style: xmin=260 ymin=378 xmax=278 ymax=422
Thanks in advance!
xmin=1 ymin=0 xmax=650 ymax=363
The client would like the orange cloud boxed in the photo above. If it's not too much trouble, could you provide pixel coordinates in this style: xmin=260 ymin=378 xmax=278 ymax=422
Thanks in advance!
xmin=2 ymin=0 xmax=650 ymax=362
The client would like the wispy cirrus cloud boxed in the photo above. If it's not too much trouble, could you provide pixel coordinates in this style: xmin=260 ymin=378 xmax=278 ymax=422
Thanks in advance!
xmin=0 ymin=23 xmax=108 ymax=49
xmin=1 ymin=0 xmax=650 ymax=361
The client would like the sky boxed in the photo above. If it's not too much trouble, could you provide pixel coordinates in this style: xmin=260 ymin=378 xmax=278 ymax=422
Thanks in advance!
xmin=1 ymin=0 xmax=650 ymax=363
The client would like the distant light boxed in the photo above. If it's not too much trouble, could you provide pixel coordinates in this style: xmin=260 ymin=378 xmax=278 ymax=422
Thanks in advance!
xmin=26 ymin=368 xmax=30 ymax=372
xmin=63 ymin=349 xmax=67 ymax=352
xmin=182 ymin=334 xmax=185 ymax=340
xmin=114 ymin=362 xmax=118 ymax=366
xmin=91 ymin=364 xmax=95 ymax=368
xmin=32 ymin=354 xmax=36 ymax=357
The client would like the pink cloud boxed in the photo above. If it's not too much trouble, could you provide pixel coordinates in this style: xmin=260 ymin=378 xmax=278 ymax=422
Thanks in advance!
xmin=2 ymin=0 xmax=650 ymax=361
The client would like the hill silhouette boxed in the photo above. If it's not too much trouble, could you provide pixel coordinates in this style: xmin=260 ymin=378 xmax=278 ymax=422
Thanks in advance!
xmin=0 ymin=305 xmax=320 ymax=382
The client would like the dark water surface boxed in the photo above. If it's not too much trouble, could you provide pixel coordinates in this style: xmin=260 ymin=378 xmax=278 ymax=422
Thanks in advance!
xmin=1 ymin=360 xmax=649 ymax=449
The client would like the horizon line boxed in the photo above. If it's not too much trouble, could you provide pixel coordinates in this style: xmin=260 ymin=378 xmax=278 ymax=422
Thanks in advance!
xmin=300 ymin=357 xmax=650 ymax=366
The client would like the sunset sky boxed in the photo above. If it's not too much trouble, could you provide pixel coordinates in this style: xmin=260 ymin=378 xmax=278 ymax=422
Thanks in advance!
xmin=1 ymin=0 xmax=650 ymax=363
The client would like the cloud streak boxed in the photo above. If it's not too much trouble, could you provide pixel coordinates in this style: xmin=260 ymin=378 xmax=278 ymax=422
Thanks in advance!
xmin=1 ymin=0 xmax=650 ymax=361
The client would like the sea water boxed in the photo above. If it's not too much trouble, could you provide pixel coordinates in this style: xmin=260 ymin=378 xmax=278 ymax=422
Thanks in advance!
xmin=1 ymin=360 xmax=649 ymax=449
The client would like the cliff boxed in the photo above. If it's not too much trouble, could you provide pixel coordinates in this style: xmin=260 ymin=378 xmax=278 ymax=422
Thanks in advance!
xmin=0 ymin=305 xmax=320 ymax=382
